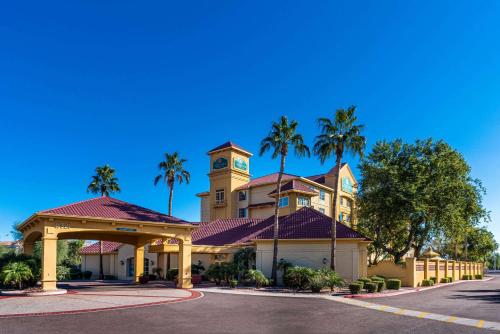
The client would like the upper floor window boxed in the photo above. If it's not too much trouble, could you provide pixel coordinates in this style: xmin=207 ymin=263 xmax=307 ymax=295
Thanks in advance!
xmin=319 ymin=190 xmax=325 ymax=201
xmin=297 ymin=196 xmax=310 ymax=207
xmin=238 ymin=208 xmax=247 ymax=218
xmin=215 ymin=189 xmax=225 ymax=205
xmin=278 ymin=196 xmax=289 ymax=208
xmin=319 ymin=208 xmax=325 ymax=214
xmin=238 ymin=191 xmax=247 ymax=201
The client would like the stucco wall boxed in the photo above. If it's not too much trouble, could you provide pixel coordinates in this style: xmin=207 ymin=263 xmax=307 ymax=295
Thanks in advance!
xmin=255 ymin=240 xmax=367 ymax=282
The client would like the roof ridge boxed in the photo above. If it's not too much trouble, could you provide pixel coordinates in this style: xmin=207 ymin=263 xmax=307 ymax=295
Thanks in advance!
xmin=40 ymin=197 xmax=105 ymax=214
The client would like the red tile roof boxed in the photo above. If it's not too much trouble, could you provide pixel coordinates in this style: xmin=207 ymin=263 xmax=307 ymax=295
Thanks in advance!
xmin=40 ymin=197 xmax=190 ymax=224
xmin=268 ymin=180 xmax=318 ymax=196
xmin=207 ymin=141 xmax=251 ymax=155
xmin=254 ymin=207 xmax=370 ymax=241
xmin=79 ymin=241 xmax=122 ymax=254
xmin=235 ymin=172 xmax=298 ymax=190
xmin=305 ymin=163 xmax=347 ymax=185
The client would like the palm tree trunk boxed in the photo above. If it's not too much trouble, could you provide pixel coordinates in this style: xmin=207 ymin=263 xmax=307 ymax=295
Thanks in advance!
xmin=99 ymin=240 xmax=104 ymax=280
xmin=168 ymin=183 xmax=174 ymax=216
xmin=331 ymin=156 xmax=342 ymax=271
xmin=271 ymin=154 xmax=286 ymax=285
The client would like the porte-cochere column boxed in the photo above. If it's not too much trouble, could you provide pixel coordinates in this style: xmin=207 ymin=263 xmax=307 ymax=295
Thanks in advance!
xmin=134 ymin=243 xmax=145 ymax=283
xmin=41 ymin=236 xmax=58 ymax=291
xmin=177 ymin=238 xmax=192 ymax=288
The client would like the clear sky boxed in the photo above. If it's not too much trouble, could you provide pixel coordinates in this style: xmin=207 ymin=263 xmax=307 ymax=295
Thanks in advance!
xmin=1 ymin=1 xmax=499 ymax=243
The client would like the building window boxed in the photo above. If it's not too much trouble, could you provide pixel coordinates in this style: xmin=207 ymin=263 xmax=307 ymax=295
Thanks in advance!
xmin=238 ymin=191 xmax=247 ymax=201
xmin=215 ymin=189 xmax=225 ymax=205
xmin=339 ymin=212 xmax=343 ymax=222
xmin=319 ymin=190 xmax=325 ymax=201
xmin=278 ymin=196 xmax=289 ymax=208
xmin=126 ymin=257 xmax=134 ymax=277
xmin=319 ymin=208 xmax=325 ymax=214
xmin=144 ymin=258 xmax=150 ymax=274
xmin=297 ymin=196 xmax=310 ymax=207
xmin=238 ymin=208 xmax=247 ymax=218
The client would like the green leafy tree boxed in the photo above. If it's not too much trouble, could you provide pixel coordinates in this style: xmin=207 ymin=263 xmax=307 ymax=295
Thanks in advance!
xmin=87 ymin=164 xmax=121 ymax=279
xmin=1 ymin=262 xmax=33 ymax=290
xmin=465 ymin=227 xmax=498 ymax=262
xmin=260 ymin=116 xmax=310 ymax=284
xmin=313 ymin=106 xmax=365 ymax=270
xmin=65 ymin=240 xmax=85 ymax=267
xmin=154 ymin=152 xmax=190 ymax=216
xmin=357 ymin=139 xmax=490 ymax=263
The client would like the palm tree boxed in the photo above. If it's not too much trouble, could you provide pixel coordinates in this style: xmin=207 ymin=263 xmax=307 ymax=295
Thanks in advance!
xmin=313 ymin=106 xmax=365 ymax=270
xmin=154 ymin=152 xmax=190 ymax=216
xmin=1 ymin=262 xmax=33 ymax=290
xmin=154 ymin=152 xmax=190 ymax=271
xmin=87 ymin=164 xmax=121 ymax=280
xmin=260 ymin=116 xmax=310 ymax=284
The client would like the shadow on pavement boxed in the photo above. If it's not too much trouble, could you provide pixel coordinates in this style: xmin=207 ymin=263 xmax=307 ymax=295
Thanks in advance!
xmin=449 ymin=289 xmax=500 ymax=304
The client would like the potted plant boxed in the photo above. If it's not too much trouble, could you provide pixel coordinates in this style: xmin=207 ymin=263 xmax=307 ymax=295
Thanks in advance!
xmin=139 ymin=274 xmax=149 ymax=284
xmin=191 ymin=261 xmax=205 ymax=284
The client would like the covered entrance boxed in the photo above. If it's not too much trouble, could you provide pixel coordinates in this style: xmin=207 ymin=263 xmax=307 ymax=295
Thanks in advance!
xmin=17 ymin=197 xmax=196 ymax=291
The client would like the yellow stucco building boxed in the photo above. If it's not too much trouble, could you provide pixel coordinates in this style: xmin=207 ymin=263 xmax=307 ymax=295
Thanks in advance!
xmin=197 ymin=141 xmax=358 ymax=225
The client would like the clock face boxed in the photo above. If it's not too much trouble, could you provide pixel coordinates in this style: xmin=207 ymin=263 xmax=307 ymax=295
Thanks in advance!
xmin=233 ymin=157 xmax=247 ymax=171
xmin=213 ymin=157 xmax=228 ymax=170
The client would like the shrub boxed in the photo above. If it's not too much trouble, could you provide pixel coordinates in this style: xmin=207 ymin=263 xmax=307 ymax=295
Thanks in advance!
xmin=376 ymin=280 xmax=386 ymax=292
xmin=166 ymin=268 xmax=179 ymax=281
xmin=0 ymin=262 xmax=33 ymax=290
xmin=429 ymin=277 xmax=436 ymax=284
xmin=82 ymin=270 xmax=92 ymax=279
xmin=370 ymin=275 xmax=385 ymax=280
xmin=56 ymin=265 xmax=71 ymax=280
xmin=447 ymin=276 xmax=453 ymax=283
xmin=348 ymin=283 xmax=362 ymax=294
xmin=205 ymin=264 xmax=223 ymax=285
xmin=386 ymin=279 xmax=401 ymax=290
xmin=104 ymin=275 xmax=117 ymax=280
xmin=285 ymin=266 xmax=315 ymax=290
xmin=229 ymin=279 xmax=238 ymax=288
xmin=69 ymin=266 xmax=82 ymax=280
xmin=247 ymin=269 xmax=270 ymax=288
xmin=462 ymin=274 xmax=472 ymax=280
xmin=358 ymin=277 xmax=372 ymax=285
xmin=440 ymin=277 xmax=449 ymax=284
xmin=365 ymin=282 xmax=378 ymax=293
xmin=152 ymin=267 xmax=163 ymax=279
xmin=318 ymin=268 xmax=344 ymax=291
xmin=421 ymin=279 xmax=434 ymax=287
xmin=309 ymin=273 xmax=326 ymax=293
xmin=192 ymin=261 xmax=205 ymax=275
xmin=355 ymin=280 xmax=364 ymax=290
xmin=475 ymin=274 xmax=483 ymax=280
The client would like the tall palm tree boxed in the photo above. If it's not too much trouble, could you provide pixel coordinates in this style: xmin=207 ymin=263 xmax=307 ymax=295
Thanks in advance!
xmin=87 ymin=164 xmax=121 ymax=279
xmin=154 ymin=152 xmax=190 ymax=216
xmin=154 ymin=152 xmax=190 ymax=272
xmin=260 ymin=116 xmax=310 ymax=284
xmin=313 ymin=106 xmax=365 ymax=270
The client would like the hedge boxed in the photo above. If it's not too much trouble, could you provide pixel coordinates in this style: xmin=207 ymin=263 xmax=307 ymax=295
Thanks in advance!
xmin=421 ymin=279 xmax=434 ymax=287
xmin=349 ymin=283 xmax=362 ymax=294
xmin=475 ymin=274 xmax=483 ymax=280
xmin=365 ymin=282 xmax=378 ymax=293
xmin=358 ymin=277 xmax=372 ymax=285
xmin=376 ymin=280 xmax=386 ymax=292
xmin=386 ymin=279 xmax=401 ymax=290
xmin=440 ymin=277 xmax=449 ymax=284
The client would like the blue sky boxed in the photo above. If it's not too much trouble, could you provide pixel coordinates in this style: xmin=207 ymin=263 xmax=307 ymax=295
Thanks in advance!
xmin=1 ymin=1 xmax=499 ymax=243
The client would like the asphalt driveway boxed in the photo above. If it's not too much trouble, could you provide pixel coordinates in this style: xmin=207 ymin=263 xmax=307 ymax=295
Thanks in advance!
xmin=0 ymin=290 xmax=495 ymax=334
xmin=375 ymin=274 xmax=500 ymax=322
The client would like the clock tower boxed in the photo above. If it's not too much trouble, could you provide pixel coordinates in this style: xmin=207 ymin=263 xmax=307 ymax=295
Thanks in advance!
xmin=207 ymin=141 xmax=252 ymax=220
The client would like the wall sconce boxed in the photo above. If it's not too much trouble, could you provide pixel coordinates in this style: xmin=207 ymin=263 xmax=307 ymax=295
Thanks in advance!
xmin=120 ymin=260 xmax=124 ymax=266
xmin=151 ymin=261 xmax=154 ymax=266
xmin=322 ymin=258 xmax=327 ymax=265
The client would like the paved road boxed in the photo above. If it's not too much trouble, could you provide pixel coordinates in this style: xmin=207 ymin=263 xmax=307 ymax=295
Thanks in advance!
xmin=375 ymin=274 xmax=500 ymax=323
xmin=0 ymin=290 xmax=495 ymax=334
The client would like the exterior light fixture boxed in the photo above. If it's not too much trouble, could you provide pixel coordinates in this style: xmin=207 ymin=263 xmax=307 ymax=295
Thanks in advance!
xmin=120 ymin=260 xmax=125 ymax=266
xmin=322 ymin=258 xmax=327 ymax=265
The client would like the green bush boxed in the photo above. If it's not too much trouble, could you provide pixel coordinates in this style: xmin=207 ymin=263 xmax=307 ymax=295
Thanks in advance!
xmin=386 ymin=279 xmax=401 ymax=290
xmin=370 ymin=275 xmax=385 ymax=280
xmin=247 ymin=269 xmax=270 ymax=288
xmin=440 ymin=277 xmax=449 ymax=284
xmin=365 ymin=282 xmax=378 ymax=293
xmin=376 ymin=280 xmax=386 ymax=292
xmin=82 ymin=270 xmax=92 ymax=279
xmin=56 ymin=265 xmax=71 ymax=280
xmin=462 ymin=274 xmax=472 ymax=280
xmin=421 ymin=279 xmax=434 ymax=287
xmin=0 ymin=262 xmax=33 ymax=290
xmin=285 ymin=266 xmax=315 ymax=290
xmin=429 ymin=277 xmax=436 ymax=284
xmin=229 ymin=279 xmax=238 ymax=288
xmin=191 ymin=261 xmax=205 ymax=275
xmin=358 ymin=277 xmax=372 ymax=285
xmin=104 ymin=275 xmax=117 ymax=280
xmin=348 ymin=283 xmax=362 ymax=294
xmin=166 ymin=268 xmax=179 ymax=281
xmin=475 ymin=274 xmax=483 ymax=280
xmin=355 ymin=280 xmax=365 ymax=290
xmin=447 ymin=276 xmax=453 ymax=283
xmin=309 ymin=274 xmax=326 ymax=293
xmin=318 ymin=268 xmax=344 ymax=291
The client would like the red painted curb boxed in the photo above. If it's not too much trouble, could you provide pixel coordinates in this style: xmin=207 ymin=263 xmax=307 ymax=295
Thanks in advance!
xmin=0 ymin=289 xmax=203 ymax=319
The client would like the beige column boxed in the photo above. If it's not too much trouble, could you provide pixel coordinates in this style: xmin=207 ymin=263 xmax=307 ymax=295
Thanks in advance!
xmin=423 ymin=258 xmax=429 ymax=280
xmin=134 ymin=244 xmax=145 ymax=283
xmin=177 ymin=239 xmax=192 ymax=288
xmin=406 ymin=258 xmax=416 ymax=287
xmin=458 ymin=261 xmax=462 ymax=279
xmin=158 ymin=253 xmax=166 ymax=279
xmin=451 ymin=261 xmax=456 ymax=281
xmin=41 ymin=237 xmax=58 ymax=291
xmin=23 ymin=242 xmax=34 ymax=256
xmin=444 ymin=260 xmax=449 ymax=279
xmin=434 ymin=260 xmax=440 ymax=283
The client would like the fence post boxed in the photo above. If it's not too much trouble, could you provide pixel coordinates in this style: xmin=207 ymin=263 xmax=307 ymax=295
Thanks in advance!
xmin=424 ymin=258 xmax=429 ymax=280
xmin=434 ymin=259 xmax=440 ymax=283
xmin=444 ymin=260 xmax=449 ymax=279
xmin=406 ymin=257 xmax=416 ymax=287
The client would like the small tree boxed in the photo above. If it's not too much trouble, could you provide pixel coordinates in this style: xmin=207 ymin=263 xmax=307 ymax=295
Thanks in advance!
xmin=1 ymin=262 xmax=33 ymax=290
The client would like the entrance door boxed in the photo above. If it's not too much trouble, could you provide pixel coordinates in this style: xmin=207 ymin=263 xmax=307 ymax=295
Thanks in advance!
xmin=126 ymin=257 xmax=134 ymax=278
